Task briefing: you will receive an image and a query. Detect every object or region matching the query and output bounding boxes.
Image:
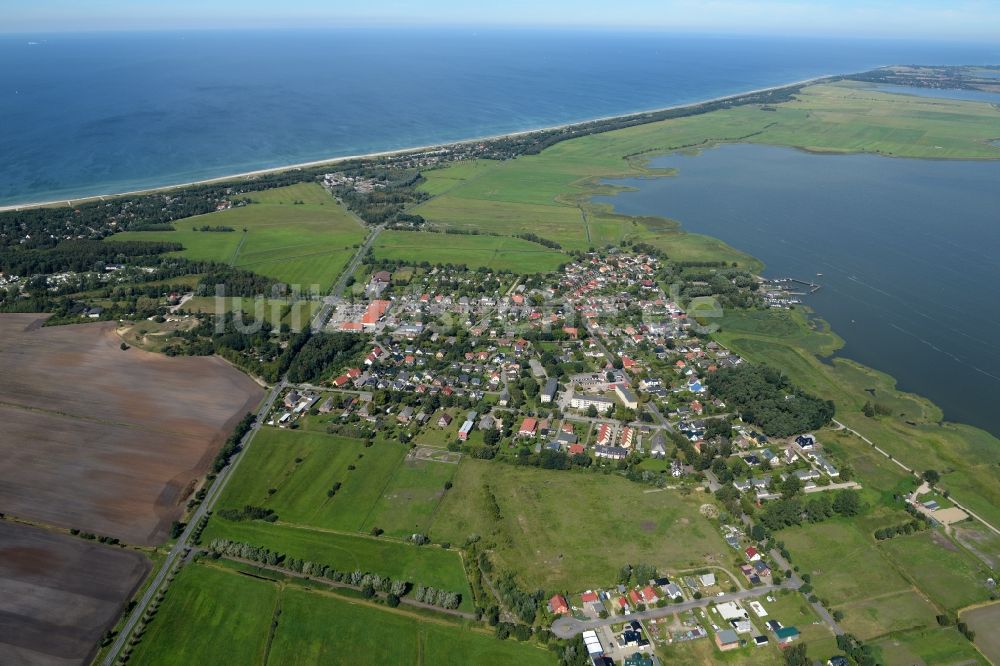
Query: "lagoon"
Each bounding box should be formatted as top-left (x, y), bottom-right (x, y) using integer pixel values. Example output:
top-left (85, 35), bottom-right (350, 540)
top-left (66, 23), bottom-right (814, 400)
top-left (598, 144), bottom-right (1000, 436)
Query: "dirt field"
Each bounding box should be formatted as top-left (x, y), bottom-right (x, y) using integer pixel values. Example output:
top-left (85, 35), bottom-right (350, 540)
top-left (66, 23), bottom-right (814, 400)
top-left (0, 314), bottom-right (264, 545)
top-left (962, 602), bottom-right (1000, 664)
top-left (0, 521), bottom-right (150, 666)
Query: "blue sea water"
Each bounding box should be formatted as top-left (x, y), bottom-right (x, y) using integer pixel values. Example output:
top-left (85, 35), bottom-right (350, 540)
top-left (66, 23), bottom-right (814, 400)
top-left (1, 29), bottom-right (999, 205)
top-left (597, 145), bottom-right (1000, 436)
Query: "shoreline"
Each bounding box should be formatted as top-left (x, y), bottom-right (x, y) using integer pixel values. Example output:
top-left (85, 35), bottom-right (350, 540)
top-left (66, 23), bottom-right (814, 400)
top-left (0, 72), bottom-right (850, 212)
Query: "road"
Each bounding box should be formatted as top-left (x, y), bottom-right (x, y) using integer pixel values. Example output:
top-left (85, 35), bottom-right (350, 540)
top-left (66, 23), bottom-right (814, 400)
top-left (101, 380), bottom-right (286, 666)
top-left (551, 579), bottom-right (801, 639)
top-left (833, 419), bottom-right (1000, 536)
top-left (310, 222), bottom-right (386, 332)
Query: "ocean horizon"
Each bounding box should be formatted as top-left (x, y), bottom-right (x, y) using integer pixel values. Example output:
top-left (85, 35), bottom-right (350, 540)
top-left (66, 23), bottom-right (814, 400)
top-left (2, 28), bottom-right (999, 205)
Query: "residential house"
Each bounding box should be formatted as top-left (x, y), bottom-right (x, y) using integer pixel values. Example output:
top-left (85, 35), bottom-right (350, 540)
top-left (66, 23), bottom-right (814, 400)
top-left (615, 384), bottom-right (639, 409)
top-left (548, 594), bottom-right (570, 615)
top-left (540, 377), bottom-right (559, 403)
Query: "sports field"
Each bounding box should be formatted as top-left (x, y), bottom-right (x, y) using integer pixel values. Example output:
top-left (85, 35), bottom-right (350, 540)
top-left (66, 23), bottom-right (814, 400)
top-left (373, 229), bottom-right (566, 273)
top-left (113, 182), bottom-right (365, 291)
top-left (431, 459), bottom-right (729, 590)
top-left (130, 561), bottom-right (553, 666)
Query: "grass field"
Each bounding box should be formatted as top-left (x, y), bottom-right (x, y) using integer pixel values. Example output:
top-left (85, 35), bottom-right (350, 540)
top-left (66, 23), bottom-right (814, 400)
top-left (373, 229), bottom-right (567, 273)
top-left (128, 562), bottom-right (277, 665)
top-left (182, 296), bottom-right (322, 330)
top-left (431, 459), bottom-right (729, 590)
top-left (270, 587), bottom-right (553, 665)
top-left (113, 183), bottom-right (365, 291)
top-left (202, 427), bottom-right (472, 602)
top-left (413, 82), bottom-right (1000, 262)
top-left (714, 306), bottom-right (1000, 529)
top-left (130, 561), bottom-right (552, 665)
top-left (200, 520), bottom-right (472, 602)
top-left (878, 531), bottom-right (993, 612)
top-left (874, 626), bottom-right (988, 666)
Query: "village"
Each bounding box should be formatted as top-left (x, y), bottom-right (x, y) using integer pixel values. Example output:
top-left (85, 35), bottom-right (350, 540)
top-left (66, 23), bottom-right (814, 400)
top-left (258, 250), bottom-right (861, 662)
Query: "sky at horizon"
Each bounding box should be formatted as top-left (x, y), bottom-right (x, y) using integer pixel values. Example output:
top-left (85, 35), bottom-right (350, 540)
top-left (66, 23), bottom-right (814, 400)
top-left (3, 0), bottom-right (1000, 41)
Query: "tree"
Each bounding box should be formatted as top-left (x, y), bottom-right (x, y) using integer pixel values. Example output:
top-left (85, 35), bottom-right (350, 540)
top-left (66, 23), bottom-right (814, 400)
top-left (781, 474), bottom-right (802, 499)
top-left (750, 524), bottom-right (767, 541)
top-left (923, 469), bottom-right (940, 485)
top-left (586, 405), bottom-right (598, 418)
top-left (783, 643), bottom-right (809, 666)
top-left (832, 489), bottom-right (862, 517)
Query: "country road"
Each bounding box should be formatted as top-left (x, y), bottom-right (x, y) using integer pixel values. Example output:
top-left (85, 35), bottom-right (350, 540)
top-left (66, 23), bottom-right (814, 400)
top-left (101, 380), bottom-right (286, 666)
top-left (310, 221), bottom-right (385, 332)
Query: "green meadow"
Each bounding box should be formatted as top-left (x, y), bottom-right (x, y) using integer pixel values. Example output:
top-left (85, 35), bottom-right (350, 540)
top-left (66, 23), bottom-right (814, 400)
top-left (713, 307), bottom-right (1000, 529)
top-left (127, 562), bottom-right (278, 666)
top-left (202, 428), bottom-right (472, 602)
top-left (412, 82), bottom-right (1000, 261)
top-left (431, 459), bottom-right (730, 590)
top-left (200, 520), bottom-right (471, 602)
top-left (373, 229), bottom-right (567, 273)
top-left (269, 587), bottom-right (554, 666)
top-left (112, 182), bottom-right (365, 290)
top-left (130, 561), bottom-right (551, 666)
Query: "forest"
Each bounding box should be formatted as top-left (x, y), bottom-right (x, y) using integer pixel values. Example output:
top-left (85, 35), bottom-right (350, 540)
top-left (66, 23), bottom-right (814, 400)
top-left (705, 363), bottom-right (835, 437)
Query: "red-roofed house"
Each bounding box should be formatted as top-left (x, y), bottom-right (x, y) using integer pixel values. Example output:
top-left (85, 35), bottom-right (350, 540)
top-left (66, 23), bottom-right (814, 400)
top-left (548, 594), bottom-right (569, 615)
top-left (333, 374), bottom-right (351, 387)
top-left (641, 586), bottom-right (658, 603)
top-left (568, 444), bottom-right (585, 456)
top-left (628, 589), bottom-right (643, 606)
top-left (745, 547), bottom-right (761, 562)
top-left (518, 417), bottom-right (538, 437)
top-left (581, 591), bottom-right (599, 604)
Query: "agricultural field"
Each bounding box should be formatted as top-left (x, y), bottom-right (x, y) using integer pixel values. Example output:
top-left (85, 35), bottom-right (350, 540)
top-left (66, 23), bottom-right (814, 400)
top-left (130, 560), bottom-right (553, 666)
top-left (0, 314), bottom-right (264, 545)
top-left (961, 602), bottom-right (1000, 665)
top-left (372, 229), bottom-right (567, 273)
top-left (126, 560), bottom-right (278, 666)
top-left (430, 459), bottom-right (730, 590)
top-left (112, 182), bottom-right (366, 291)
top-left (202, 428), bottom-right (471, 601)
top-left (0, 521), bottom-right (151, 666)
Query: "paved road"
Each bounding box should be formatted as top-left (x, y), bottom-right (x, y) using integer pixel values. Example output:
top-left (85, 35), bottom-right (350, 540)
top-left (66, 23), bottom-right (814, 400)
top-left (551, 579), bottom-right (801, 639)
top-left (101, 380), bottom-right (286, 666)
top-left (311, 222), bottom-right (386, 332)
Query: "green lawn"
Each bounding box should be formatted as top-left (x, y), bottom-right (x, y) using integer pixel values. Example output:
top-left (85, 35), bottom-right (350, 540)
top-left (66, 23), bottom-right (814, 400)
top-left (111, 182), bottom-right (365, 291)
top-left (127, 562), bottom-right (277, 665)
top-left (431, 459), bottom-right (730, 590)
top-left (270, 587), bottom-right (554, 665)
top-left (372, 229), bottom-right (567, 273)
top-left (356, 456), bottom-right (459, 538)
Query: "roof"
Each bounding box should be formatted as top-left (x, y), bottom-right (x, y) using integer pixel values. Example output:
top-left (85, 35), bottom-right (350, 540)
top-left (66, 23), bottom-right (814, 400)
top-left (716, 629), bottom-right (740, 645)
top-left (775, 626), bottom-right (800, 639)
